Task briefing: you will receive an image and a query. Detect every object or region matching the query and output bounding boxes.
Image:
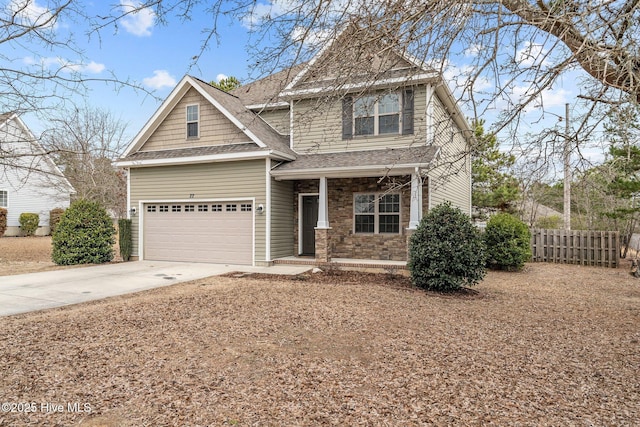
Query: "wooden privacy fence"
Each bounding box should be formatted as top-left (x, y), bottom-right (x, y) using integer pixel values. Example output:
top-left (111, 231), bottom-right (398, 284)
top-left (530, 229), bottom-right (620, 268)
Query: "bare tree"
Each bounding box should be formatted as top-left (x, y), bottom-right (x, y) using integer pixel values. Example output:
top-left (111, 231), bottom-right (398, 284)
top-left (40, 106), bottom-right (128, 217)
top-left (4, 1), bottom-right (639, 175)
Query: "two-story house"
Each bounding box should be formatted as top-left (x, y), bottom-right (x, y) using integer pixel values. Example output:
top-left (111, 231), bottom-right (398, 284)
top-left (116, 26), bottom-right (473, 266)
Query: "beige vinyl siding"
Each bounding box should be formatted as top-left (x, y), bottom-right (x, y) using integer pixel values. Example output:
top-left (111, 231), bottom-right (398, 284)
top-left (270, 172), bottom-right (294, 259)
top-left (258, 108), bottom-right (290, 135)
top-left (140, 88), bottom-right (250, 151)
top-left (292, 85), bottom-right (427, 153)
top-left (428, 95), bottom-right (472, 215)
top-left (129, 159), bottom-right (267, 261)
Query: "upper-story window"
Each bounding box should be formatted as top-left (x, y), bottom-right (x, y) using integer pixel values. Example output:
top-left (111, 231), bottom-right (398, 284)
top-left (186, 104), bottom-right (199, 138)
top-left (354, 93), bottom-right (400, 136)
top-left (0, 190), bottom-right (7, 208)
top-left (343, 89), bottom-right (413, 140)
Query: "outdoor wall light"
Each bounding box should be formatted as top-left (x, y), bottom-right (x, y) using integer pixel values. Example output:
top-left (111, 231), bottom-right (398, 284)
top-left (256, 204), bottom-right (264, 214)
top-left (129, 207), bottom-right (137, 216)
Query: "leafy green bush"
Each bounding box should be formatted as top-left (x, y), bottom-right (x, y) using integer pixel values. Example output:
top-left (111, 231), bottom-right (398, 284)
top-left (118, 218), bottom-right (132, 261)
top-left (408, 202), bottom-right (486, 291)
top-left (52, 200), bottom-right (115, 265)
top-left (0, 208), bottom-right (7, 236)
top-left (19, 213), bottom-right (39, 236)
top-left (49, 208), bottom-right (65, 234)
top-left (534, 215), bottom-right (562, 229)
top-left (484, 213), bottom-right (532, 271)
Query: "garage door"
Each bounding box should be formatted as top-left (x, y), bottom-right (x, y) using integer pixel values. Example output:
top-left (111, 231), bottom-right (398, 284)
top-left (143, 202), bottom-right (253, 264)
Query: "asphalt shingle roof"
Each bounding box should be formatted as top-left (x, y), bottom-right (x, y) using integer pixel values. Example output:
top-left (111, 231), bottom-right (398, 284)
top-left (272, 145), bottom-right (439, 173)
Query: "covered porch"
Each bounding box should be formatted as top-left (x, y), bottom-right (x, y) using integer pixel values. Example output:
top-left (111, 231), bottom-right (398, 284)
top-left (271, 146), bottom-right (438, 263)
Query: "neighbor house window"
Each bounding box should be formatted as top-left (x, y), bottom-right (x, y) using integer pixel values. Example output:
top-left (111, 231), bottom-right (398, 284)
top-left (186, 104), bottom-right (199, 138)
top-left (354, 193), bottom-right (400, 234)
top-left (0, 190), bottom-right (7, 208)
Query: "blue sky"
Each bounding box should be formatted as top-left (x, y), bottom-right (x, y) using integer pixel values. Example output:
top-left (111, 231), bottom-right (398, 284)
top-left (7, 0), bottom-right (606, 169)
top-left (11, 0), bottom-right (260, 142)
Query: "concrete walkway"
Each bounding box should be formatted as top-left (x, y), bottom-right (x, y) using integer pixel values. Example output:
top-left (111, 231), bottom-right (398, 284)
top-left (0, 261), bottom-right (311, 317)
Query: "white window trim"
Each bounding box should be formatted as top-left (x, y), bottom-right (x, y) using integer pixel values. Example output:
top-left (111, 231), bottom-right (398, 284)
top-left (186, 103), bottom-right (200, 139)
top-left (0, 189), bottom-right (7, 208)
top-left (353, 192), bottom-right (402, 235)
top-left (353, 92), bottom-right (402, 137)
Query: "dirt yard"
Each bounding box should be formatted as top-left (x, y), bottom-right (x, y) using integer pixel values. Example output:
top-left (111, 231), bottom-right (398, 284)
top-left (0, 236), bottom-right (63, 275)
top-left (1, 239), bottom-right (639, 425)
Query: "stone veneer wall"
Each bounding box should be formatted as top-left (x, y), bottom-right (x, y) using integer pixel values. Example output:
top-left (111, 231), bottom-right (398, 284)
top-left (293, 176), bottom-right (429, 261)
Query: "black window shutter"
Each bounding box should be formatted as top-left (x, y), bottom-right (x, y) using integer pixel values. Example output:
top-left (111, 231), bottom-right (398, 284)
top-left (342, 96), bottom-right (353, 140)
top-left (402, 89), bottom-right (414, 135)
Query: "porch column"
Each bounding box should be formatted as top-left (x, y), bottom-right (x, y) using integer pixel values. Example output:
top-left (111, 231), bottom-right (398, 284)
top-left (315, 176), bottom-right (331, 263)
top-left (408, 168), bottom-right (423, 229)
top-left (317, 176), bottom-right (330, 228)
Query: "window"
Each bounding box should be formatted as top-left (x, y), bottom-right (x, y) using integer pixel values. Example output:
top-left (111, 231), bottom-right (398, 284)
top-left (354, 193), bottom-right (400, 234)
top-left (0, 190), bottom-right (7, 208)
top-left (159, 205), bottom-right (169, 212)
top-left (146, 205), bottom-right (156, 213)
top-left (185, 205), bottom-right (195, 212)
top-left (198, 204), bottom-right (208, 212)
top-left (342, 89), bottom-right (413, 140)
top-left (172, 205), bottom-right (182, 212)
top-left (211, 204), bottom-right (222, 212)
top-left (353, 93), bottom-right (400, 136)
top-left (186, 104), bottom-right (199, 138)
top-left (241, 203), bottom-right (252, 212)
top-left (226, 204), bottom-right (237, 212)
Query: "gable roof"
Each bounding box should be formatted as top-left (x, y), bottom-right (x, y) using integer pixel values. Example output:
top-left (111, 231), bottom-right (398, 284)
top-left (120, 75), bottom-right (296, 161)
top-left (280, 23), bottom-right (439, 99)
top-left (0, 113), bottom-right (75, 192)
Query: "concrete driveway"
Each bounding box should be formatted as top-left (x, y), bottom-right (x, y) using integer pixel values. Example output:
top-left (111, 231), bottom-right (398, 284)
top-left (0, 261), bottom-right (311, 317)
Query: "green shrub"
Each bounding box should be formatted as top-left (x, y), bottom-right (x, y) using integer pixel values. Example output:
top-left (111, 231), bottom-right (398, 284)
top-left (534, 215), bottom-right (562, 229)
top-left (52, 200), bottom-right (115, 265)
top-left (0, 208), bottom-right (7, 236)
top-left (484, 213), bottom-right (532, 271)
top-left (19, 213), bottom-right (39, 236)
top-left (408, 202), bottom-right (486, 291)
top-left (118, 218), bottom-right (132, 261)
top-left (49, 208), bottom-right (65, 234)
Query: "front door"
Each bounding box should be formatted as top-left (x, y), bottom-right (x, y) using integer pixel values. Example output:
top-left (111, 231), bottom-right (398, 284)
top-left (301, 195), bottom-right (318, 255)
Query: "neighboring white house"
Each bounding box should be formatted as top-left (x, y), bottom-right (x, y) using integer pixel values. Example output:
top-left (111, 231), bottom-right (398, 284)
top-left (0, 113), bottom-right (74, 236)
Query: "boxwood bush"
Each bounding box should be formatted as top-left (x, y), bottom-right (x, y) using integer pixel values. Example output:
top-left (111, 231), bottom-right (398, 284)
top-left (408, 202), bottom-right (486, 291)
top-left (19, 213), bottom-right (39, 236)
top-left (49, 208), bottom-right (65, 234)
top-left (484, 213), bottom-right (531, 271)
top-left (52, 200), bottom-right (115, 265)
top-left (0, 208), bottom-right (7, 236)
top-left (118, 218), bottom-right (132, 261)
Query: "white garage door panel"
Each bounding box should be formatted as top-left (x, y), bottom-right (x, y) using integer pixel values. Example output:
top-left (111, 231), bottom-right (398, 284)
top-left (143, 203), bottom-right (253, 264)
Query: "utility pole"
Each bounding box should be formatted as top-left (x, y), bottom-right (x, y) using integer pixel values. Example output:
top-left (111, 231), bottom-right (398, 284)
top-left (563, 103), bottom-right (571, 230)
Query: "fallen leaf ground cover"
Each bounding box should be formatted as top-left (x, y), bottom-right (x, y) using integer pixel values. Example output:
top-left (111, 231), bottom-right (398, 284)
top-left (1, 260), bottom-right (639, 426)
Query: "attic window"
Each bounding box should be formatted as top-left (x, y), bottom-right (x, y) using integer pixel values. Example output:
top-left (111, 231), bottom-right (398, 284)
top-left (186, 104), bottom-right (199, 138)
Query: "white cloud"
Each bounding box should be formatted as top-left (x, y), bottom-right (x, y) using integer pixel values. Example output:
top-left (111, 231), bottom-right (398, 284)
top-left (290, 26), bottom-right (332, 48)
top-left (463, 44), bottom-right (483, 58)
top-left (143, 70), bottom-right (176, 90)
top-left (9, 0), bottom-right (58, 29)
top-left (516, 42), bottom-right (550, 67)
top-left (23, 56), bottom-right (105, 74)
top-left (215, 73), bottom-right (228, 83)
top-left (120, 0), bottom-right (155, 37)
